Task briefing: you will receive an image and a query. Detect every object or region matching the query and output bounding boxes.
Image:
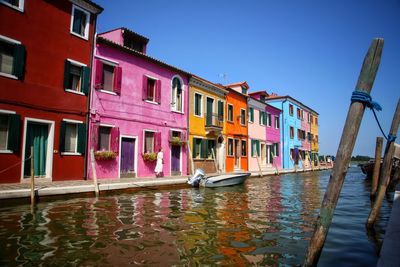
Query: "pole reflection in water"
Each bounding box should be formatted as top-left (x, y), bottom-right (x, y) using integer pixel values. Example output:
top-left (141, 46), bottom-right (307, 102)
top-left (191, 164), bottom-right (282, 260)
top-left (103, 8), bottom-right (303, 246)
top-left (0, 168), bottom-right (393, 266)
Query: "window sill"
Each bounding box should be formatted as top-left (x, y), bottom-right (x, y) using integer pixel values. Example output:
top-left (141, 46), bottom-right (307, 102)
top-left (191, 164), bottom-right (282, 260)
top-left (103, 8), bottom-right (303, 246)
top-left (65, 89), bottom-right (85, 96)
top-left (0, 72), bottom-right (18, 80)
top-left (99, 90), bottom-right (117, 96)
top-left (171, 110), bottom-right (184, 115)
top-left (61, 152), bottom-right (82, 156)
top-left (194, 114), bottom-right (203, 118)
top-left (0, 1), bottom-right (24, 12)
top-left (70, 31), bottom-right (89, 41)
top-left (227, 121), bottom-right (234, 124)
top-left (227, 155), bottom-right (234, 158)
top-left (144, 100), bottom-right (160, 105)
top-left (0, 150), bottom-right (13, 154)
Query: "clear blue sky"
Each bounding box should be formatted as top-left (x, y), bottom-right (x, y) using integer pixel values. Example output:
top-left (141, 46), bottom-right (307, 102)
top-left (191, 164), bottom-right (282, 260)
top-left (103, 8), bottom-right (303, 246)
top-left (95, 0), bottom-right (400, 157)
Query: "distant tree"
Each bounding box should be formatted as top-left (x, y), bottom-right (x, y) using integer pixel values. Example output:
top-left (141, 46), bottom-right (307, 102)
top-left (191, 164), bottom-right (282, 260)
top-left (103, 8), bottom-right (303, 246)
top-left (351, 155), bottom-right (371, 161)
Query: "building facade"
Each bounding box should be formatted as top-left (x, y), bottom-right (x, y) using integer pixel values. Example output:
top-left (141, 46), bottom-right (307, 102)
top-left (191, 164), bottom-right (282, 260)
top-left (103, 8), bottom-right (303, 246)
top-left (0, 0), bottom-right (102, 183)
top-left (188, 76), bottom-right (227, 173)
top-left (310, 112), bottom-right (319, 166)
top-left (88, 28), bottom-right (189, 179)
top-left (266, 95), bottom-right (318, 170)
top-left (224, 82), bottom-right (249, 172)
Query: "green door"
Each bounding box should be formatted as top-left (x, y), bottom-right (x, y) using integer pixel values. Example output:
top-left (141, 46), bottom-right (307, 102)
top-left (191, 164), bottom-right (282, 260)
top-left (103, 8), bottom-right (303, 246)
top-left (206, 98), bottom-right (214, 125)
top-left (24, 122), bottom-right (48, 177)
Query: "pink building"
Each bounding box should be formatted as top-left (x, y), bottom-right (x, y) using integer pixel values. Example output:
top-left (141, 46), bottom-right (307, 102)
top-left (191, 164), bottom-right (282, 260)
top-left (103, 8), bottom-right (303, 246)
top-left (88, 28), bottom-right (190, 179)
top-left (249, 91), bottom-right (282, 169)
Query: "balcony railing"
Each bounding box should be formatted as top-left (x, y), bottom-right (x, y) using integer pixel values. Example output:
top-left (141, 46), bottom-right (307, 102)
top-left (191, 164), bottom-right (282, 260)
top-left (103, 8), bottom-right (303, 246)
top-left (205, 113), bottom-right (223, 131)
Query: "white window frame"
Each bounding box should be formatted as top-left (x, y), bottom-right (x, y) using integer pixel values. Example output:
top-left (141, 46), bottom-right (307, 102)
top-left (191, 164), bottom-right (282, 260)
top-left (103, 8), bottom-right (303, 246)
top-left (240, 109), bottom-right (246, 126)
top-left (61, 119), bottom-right (84, 156)
top-left (227, 137), bottom-right (234, 156)
top-left (266, 112), bottom-right (272, 127)
top-left (171, 75), bottom-right (185, 114)
top-left (0, 34), bottom-right (21, 80)
top-left (260, 111), bottom-right (266, 126)
top-left (193, 92), bottom-right (203, 118)
top-left (65, 59), bottom-right (87, 95)
top-left (227, 104), bottom-right (234, 122)
top-left (241, 139), bottom-right (247, 157)
top-left (143, 129), bottom-right (157, 154)
top-left (0, 109), bottom-right (16, 153)
top-left (248, 107), bottom-right (254, 123)
top-left (0, 0), bottom-right (24, 12)
top-left (275, 116), bottom-right (279, 129)
top-left (70, 5), bottom-right (90, 40)
top-left (144, 74), bottom-right (159, 104)
top-left (98, 124), bottom-right (113, 151)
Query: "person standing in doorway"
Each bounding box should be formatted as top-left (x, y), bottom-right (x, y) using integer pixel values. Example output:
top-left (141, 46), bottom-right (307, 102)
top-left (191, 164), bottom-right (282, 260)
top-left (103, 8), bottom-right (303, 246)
top-left (155, 148), bottom-right (164, 177)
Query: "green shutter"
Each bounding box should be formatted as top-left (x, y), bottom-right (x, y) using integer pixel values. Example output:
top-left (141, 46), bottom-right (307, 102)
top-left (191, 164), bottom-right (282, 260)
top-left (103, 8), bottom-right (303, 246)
top-left (7, 114), bottom-right (20, 152)
top-left (193, 138), bottom-right (197, 158)
top-left (249, 108), bottom-right (254, 122)
top-left (259, 111), bottom-right (262, 124)
top-left (200, 139), bottom-right (208, 159)
top-left (63, 60), bottom-right (71, 89)
top-left (256, 140), bottom-right (260, 157)
top-left (81, 67), bottom-right (90, 95)
top-left (13, 44), bottom-right (25, 80)
top-left (218, 101), bottom-right (224, 121)
top-left (251, 140), bottom-right (254, 157)
top-left (59, 121), bottom-right (66, 152)
top-left (77, 123), bottom-right (87, 154)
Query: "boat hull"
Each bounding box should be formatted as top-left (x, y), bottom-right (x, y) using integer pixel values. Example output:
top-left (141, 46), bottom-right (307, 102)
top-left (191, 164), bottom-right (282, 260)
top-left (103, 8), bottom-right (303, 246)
top-left (201, 173), bottom-right (250, 188)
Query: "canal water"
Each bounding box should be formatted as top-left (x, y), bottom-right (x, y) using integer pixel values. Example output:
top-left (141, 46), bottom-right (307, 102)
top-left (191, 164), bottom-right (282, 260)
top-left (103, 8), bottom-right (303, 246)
top-left (0, 167), bottom-right (393, 266)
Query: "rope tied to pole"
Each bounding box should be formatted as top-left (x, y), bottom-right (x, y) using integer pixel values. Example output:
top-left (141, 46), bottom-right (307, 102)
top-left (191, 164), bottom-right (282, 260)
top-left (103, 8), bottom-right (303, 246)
top-left (351, 90), bottom-right (395, 142)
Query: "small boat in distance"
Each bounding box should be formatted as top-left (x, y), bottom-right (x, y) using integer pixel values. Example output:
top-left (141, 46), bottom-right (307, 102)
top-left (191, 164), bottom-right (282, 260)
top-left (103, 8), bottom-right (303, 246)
top-left (188, 169), bottom-right (250, 188)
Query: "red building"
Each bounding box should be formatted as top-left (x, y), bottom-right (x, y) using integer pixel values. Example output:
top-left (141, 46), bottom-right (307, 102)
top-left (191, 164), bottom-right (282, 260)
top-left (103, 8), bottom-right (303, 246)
top-left (0, 0), bottom-right (103, 183)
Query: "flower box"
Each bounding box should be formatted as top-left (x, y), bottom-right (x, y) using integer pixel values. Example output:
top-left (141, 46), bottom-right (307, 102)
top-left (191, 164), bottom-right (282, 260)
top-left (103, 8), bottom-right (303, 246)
top-left (168, 136), bottom-right (186, 146)
top-left (94, 151), bottom-right (117, 161)
top-left (142, 152), bottom-right (157, 162)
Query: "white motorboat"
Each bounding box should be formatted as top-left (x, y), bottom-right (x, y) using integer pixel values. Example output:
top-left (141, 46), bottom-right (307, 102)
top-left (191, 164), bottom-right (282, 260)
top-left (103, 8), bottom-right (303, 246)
top-left (188, 169), bottom-right (250, 188)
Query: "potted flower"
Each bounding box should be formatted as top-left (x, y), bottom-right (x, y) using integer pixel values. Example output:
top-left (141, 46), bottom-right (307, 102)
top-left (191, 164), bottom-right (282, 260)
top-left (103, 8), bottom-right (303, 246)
top-left (169, 136), bottom-right (186, 146)
top-left (142, 152), bottom-right (157, 162)
top-left (94, 150), bottom-right (117, 161)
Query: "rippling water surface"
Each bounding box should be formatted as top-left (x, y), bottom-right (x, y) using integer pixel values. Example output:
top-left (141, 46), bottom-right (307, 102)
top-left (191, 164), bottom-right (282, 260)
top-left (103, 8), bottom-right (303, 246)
top-left (0, 168), bottom-right (393, 266)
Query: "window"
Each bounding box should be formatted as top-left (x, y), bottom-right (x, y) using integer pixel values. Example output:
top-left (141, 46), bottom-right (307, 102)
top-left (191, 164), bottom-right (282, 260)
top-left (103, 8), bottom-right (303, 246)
top-left (297, 129), bottom-right (306, 140)
top-left (227, 104), bottom-right (233, 122)
top-left (71, 5), bottom-right (90, 39)
top-left (273, 143), bottom-right (279, 157)
top-left (289, 104), bottom-right (294, 116)
top-left (0, 35), bottom-right (25, 79)
top-left (251, 139), bottom-right (260, 157)
top-left (60, 120), bottom-right (86, 154)
top-left (266, 113), bottom-right (272, 127)
top-left (64, 59), bottom-right (90, 95)
top-left (217, 100), bottom-right (224, 121)
top-left (290, 126), bottom-right (294, 139)
top-left (194, 93), bottom-right (202, 116)
top-left (227, 138), bottom-right (234, 156)
top-left (315, 135), bottom-right (319, 142)
top-left (248, 108), bottom-right (254, 123)
top-left (240, 109), bottom-right (246, 125)
top-left (241, 140), bottom-right (247, 156)
top-left (98, 126), bottom-right (111, 151)
top-left (142, 75), bottom-right (160, 103)
top-left (315, 117), bottom-right (318, 125)
top-left (144, 131), bottom-right (155, 153)
top-left (207, 139), bottom-right (216, 159)
top-left (308, 113), bottom-right (311, 123)
top-left (275, 116), bottom-right (280, 129)
top-left (260, 111), bottom-right (266, 125)
top-left (0, 111), bottom-right (20, 152)
top-left (307, 132), bottom-right (312, 141)
top-left (241, 87), bottom-right (247, 94)
top-left (1, 0), bottom-right (24, 11)
top-left (94, 60), bottom-right (122, 94)
top-left (192, 138), bottom-right (213, 159)
top-left (260, 95), bottom-right (266, 102)
top-left (297, 108), bottom-right (303, 120)
top-left (171, 76), bottom-right (183, 112)
top-left (192, 138), bottom-right (202, 159)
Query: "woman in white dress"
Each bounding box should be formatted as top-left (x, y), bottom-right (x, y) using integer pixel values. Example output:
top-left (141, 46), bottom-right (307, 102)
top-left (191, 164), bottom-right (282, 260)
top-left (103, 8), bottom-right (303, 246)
top-left (154, 148), bottom-right (164, 177)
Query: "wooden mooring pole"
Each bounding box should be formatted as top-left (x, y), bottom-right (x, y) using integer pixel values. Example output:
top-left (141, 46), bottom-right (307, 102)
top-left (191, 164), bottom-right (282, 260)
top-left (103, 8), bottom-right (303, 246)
top-left (371, 137), bottom-right (383, 198)
top-left (303, 38), bottom-right (384, 267)
top-left (30, 146), bottom-right (35, 206)
top-left (367, 99), bottom-right (400, 228)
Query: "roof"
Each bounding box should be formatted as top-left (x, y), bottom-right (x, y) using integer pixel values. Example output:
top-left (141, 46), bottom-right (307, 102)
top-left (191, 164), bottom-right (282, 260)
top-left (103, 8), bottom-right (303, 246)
top-left (224, 81), bottom-right (249, 89)
top-left (191, 75), bottom-right (227, 91)
top-left (97, 36), bottom-right (192, 77)
top-left (74, 0), bottom-right (103, 14)
top-left (249, 90), bottom-right (269, 96)
top-left (265, 95), bottom-right (319, 115)
top-left (225, 87), bottom-right (248, 99)
top-left (98, 27), bottom-right (149, 44)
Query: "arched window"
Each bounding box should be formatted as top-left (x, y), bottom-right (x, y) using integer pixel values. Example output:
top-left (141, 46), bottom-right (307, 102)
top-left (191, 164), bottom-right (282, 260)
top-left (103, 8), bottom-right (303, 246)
top-left (171, 76), bottom-right (183, 112)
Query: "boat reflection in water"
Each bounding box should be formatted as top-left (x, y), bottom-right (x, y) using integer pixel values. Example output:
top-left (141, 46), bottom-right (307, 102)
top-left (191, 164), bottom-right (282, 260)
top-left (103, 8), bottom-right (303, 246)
top-left (0, 168), bottom-right (392, 266)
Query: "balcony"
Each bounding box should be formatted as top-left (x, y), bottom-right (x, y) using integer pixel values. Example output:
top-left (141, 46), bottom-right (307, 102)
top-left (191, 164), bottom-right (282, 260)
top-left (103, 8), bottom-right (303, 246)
top-left (205, 113), bottom-right (223, 133)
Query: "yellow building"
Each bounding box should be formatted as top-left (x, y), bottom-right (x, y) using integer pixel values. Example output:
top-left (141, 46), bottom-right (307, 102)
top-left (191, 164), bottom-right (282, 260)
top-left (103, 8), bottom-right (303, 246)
top-left (310, 112), bottom-right (319, 166)
top-left (188, 75), bottom-right (228, 173)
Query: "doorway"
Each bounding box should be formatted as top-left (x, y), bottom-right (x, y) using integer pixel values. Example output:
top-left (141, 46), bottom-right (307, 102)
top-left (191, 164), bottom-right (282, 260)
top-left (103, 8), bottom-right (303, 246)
top-left (120, 137), bottom-right (136, 178)
top-left (234, 139), bottom-right (240, 168)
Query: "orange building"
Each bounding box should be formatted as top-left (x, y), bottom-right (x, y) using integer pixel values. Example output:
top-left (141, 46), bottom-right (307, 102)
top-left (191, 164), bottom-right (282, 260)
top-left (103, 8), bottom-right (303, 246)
top-left (224, 82), bottom-right (248, 172)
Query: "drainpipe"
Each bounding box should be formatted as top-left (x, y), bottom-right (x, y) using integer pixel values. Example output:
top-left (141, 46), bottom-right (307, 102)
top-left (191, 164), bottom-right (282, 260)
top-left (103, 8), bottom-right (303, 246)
top-left (282, 99), bottom-right (287, 169)
top-left (84, 17), bottom-right (98, 180)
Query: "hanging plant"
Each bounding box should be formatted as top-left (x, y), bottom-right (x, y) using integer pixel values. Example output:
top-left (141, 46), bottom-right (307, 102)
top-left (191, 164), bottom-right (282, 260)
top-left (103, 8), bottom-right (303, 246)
top-left (95, 150), bottom-right (117, 161)
top-left (169, 136), bottom-right (186, 146)
top-left (142, 152), bottom-right (157, 162)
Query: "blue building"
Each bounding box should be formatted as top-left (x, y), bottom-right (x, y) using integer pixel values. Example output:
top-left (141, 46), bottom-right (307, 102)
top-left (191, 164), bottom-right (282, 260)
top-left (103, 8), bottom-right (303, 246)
top-left (266, 95), bottom-right (318, 170)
